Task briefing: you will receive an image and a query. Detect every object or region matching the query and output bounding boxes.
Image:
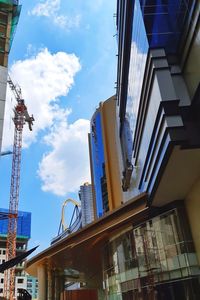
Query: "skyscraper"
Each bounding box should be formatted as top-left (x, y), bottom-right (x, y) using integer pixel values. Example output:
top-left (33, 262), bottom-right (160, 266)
top-left (102, 0), bottom-right (200, 298)
top-left (79, 182), bottom-right (94, 227)
top-left (89, 96), bottom-right (123, 217)
top-left (0, 0), bottom-right (21, 151)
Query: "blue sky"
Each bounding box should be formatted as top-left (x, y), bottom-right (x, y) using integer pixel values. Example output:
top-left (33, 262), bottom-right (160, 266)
top-left (0, 0), bottom-right (117, 253)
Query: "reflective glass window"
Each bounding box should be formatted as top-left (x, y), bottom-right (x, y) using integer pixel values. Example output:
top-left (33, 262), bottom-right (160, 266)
top-left (90, 112), bottom-right (108, 217)
top-left (139, 0), bottom-right (191, 53)
top-left (124, 0), bottom-right (148, 153)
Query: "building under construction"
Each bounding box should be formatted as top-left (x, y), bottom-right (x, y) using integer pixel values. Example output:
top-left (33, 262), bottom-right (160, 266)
top-left (0, 209), bottom-right (31, 298)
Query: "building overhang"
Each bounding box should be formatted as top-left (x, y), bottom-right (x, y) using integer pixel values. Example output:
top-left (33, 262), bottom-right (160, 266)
top-left (26, 193), bottom-right (149, 282)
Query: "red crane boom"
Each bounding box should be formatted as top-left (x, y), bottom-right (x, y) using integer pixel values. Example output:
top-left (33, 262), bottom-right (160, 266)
top-left (3, 75), bottom-right (34, 300)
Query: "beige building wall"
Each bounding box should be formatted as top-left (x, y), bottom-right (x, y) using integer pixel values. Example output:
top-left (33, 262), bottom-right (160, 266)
top-left (185, 177), bottom-right (200, 264)
top-left (100, 96), bottom-right (123, 210)
top-left (183, 5), bottom-right (200, 98)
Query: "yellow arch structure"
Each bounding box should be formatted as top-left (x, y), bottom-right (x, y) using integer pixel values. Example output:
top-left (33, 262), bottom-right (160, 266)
top-left (61, 198), bottom-right (81, 231)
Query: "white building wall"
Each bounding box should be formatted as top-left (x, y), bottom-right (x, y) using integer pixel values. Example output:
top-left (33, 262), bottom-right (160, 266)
top-left (15, 275), bottom-right (27, 298)
top-left (0, 244), bottom-right (28, 298)
top-left (0, 247), bottom-right (7, 296)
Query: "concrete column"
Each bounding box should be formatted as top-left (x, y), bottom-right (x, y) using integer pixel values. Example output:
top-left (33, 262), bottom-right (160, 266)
top-left (37, 264), bottom-right (47, 300)
top-left (54, 271), bottom-right (65, 300)
top-left (60, 275), bottom-right (65, 300)
top-left (54, 272), bottom-right (61, 300)
top-left (47, 266), bottom-right (53, 300)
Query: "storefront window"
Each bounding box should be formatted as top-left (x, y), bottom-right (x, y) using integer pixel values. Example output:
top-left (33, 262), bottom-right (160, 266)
top-left (103, 207), bottom-right (200, 299)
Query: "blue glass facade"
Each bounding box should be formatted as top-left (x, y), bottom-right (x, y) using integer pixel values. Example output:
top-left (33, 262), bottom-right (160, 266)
top-left (0, 208), bottom-right (31, 239)
top-left (117, 0), bottom-right (199, 199)
top-left (90, 112), bottom-right (108, 217)
top-left (125, 0), bottom-right (148, 149)
top-left (140, 0), bottom-right (192, 53)
top-left (120, 0), bottom-right (195, 167)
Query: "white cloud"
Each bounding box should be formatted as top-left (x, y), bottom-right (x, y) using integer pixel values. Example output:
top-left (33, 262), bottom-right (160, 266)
top-left (31, 0), bottom-right (60, 17)
top-left (2, 47), bottom-right (81, 149)
top-left (30, 0), bottom-right (80, 30)
top-left (38, 116), bottom-right (90, 196)
top-left (53, 14), bottom-right (81, 30)
top-left (2, 47), bottom-right (91, 196)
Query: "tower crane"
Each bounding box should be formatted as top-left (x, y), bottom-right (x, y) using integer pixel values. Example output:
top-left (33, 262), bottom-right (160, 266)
top-left (3, 75), bottom-right (34, 300)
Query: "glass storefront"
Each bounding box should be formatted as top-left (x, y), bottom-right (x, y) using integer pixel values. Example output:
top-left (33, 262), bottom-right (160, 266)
top-left (103, 206), bottom-right (200, 299)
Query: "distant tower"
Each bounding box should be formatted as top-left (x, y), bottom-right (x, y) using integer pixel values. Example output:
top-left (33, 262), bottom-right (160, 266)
top-left (79, 183), bottom-right (94, 227)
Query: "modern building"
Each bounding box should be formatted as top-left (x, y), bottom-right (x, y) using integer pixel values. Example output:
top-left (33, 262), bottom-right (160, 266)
top-left (0, 0), bottom-right (21, 151)
top-left (104, 0), bottom-right (200, 298)
top-left (89, 96), bottom-right (123, 217)
top-left (79, 182), bottom-right (95, 227)
top-left (25, 1), bottom-right (200, 299)
top-left (0, 208), bottom-right (31, 298)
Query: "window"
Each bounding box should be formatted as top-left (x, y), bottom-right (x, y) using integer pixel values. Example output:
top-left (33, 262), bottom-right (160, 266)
top-left (17, 278), bottom-right (24, 284)
top-left (0, 278), bottom-right (3, 284)
top-left (0, 288), bottom-right (3, 293)
top-left (2, 250), bottom-right (6, 255)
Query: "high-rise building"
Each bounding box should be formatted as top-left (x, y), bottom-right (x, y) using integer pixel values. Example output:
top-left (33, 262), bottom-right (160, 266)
top-left (89, 96), bottom-right (123, 217)
top-left (79, 182), bottom-right (94, 227)
top-left (0, 208), bottom-right (31, 298)
top-left (101, 0), bottom-right (200, 298)
top-left (0, 0), bottom-right (21, 151)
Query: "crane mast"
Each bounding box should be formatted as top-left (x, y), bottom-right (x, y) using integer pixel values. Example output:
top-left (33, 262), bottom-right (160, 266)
top-left (3, 75), bottom-right (34, 300)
